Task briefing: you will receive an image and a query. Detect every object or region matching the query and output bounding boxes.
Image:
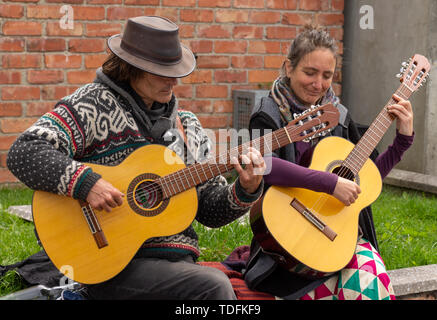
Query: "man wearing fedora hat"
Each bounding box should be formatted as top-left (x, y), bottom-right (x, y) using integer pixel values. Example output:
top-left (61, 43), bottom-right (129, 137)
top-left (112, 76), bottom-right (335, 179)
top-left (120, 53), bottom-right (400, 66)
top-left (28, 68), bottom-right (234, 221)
top-left (7, 16), bottom-right (266, 299)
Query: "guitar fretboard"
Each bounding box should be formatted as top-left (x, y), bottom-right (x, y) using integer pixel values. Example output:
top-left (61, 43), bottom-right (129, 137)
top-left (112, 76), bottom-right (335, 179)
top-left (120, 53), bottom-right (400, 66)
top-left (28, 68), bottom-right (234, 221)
top-left (342, 83), bottom-right (414, 176)
top-left (158, 127), bottom-right (295, 199)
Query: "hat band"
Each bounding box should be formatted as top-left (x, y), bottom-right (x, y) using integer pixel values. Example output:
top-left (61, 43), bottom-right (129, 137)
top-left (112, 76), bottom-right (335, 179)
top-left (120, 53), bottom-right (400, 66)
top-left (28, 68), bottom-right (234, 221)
top-left (120, 38), bottom-right (182, 66)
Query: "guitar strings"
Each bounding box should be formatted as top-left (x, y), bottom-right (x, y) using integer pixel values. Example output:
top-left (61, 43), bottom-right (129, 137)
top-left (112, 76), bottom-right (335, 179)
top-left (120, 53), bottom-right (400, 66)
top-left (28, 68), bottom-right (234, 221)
top-left (128, 84), bottom-right (409, 208)
top-left (308, 84), bottom-right (412, 214)
top-left (124, 122), bottom-right (318, 202)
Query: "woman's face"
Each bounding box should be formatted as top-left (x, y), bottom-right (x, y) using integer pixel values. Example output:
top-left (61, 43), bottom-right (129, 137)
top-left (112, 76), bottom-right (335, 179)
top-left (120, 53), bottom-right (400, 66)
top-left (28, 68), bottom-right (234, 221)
top-left (285, 48), bottom-right (336, 107)
top-left (131, 72), bottom-right (178, 107)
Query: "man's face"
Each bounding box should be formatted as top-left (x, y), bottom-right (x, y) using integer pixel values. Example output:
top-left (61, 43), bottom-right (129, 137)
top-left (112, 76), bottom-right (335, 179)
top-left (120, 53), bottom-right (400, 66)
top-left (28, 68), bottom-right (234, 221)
top-left (131, 72), bottom-right (178, 106)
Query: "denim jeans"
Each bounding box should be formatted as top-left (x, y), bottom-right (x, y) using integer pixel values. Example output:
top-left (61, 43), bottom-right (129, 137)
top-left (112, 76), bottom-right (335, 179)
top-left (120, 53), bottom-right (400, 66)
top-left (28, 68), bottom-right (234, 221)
top-left (85, 255), bottom-right (236, 300)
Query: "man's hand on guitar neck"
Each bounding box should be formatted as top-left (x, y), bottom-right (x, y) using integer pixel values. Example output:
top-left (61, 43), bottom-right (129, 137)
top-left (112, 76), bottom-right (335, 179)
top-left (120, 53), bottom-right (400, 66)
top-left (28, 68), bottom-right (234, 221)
top-left (332, 176), bottom-right (361, 206)
top-left (87, 178), bottom-right (125, 212)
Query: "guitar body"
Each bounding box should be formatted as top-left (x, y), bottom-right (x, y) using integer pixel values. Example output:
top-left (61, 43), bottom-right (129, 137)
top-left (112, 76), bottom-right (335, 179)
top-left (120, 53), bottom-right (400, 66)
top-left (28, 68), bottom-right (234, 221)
top-left (32, 144), bottom-right (198, 284)
top-left (251, 136), bottom-right (382, 274)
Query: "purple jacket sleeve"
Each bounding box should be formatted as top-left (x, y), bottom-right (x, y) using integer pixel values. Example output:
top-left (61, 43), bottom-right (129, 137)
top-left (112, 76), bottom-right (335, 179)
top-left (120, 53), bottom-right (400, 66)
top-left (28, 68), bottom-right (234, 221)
top-left (263, 156), bottom-right (338, 194)
top-left (374, 130), bottom-right (414, 179)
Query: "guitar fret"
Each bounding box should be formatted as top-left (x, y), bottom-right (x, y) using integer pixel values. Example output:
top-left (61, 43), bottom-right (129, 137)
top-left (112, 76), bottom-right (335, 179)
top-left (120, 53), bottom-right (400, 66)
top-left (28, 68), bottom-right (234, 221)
top-left (193, 165), bottom-right (202, 184)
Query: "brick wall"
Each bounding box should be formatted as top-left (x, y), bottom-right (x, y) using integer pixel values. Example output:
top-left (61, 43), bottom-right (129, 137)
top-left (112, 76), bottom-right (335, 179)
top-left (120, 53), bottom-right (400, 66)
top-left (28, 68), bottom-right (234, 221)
top-left (0, 0), bottom-right (344, 184)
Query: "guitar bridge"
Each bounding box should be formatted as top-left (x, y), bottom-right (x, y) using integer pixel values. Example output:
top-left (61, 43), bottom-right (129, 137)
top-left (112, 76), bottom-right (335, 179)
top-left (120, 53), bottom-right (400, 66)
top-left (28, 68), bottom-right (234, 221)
top-left (79, 200), bottom-right (108, 249)
top-left (290, 198), bottom-right (337, 241)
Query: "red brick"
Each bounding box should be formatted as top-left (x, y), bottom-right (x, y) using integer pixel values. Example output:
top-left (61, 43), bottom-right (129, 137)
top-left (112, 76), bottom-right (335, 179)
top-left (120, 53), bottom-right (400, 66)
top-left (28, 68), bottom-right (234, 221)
top-left (173, 85), bottom-right (193, 99)
top-left (87, 0), bottom-right (121, 3)
top-left (180, 9), bottom-right (213, 22)
top-left (26, 101), bottom-right (55, 116)
top-left (3, 21), bottom-right (42, 36)
top-left (266, 0), bottom-right (297, 9)
top-left (0, 4), bottom-right (24, 18)
top-left (41, 85), bottom-right (78, 100)
top-left (197, 115), bottom-right (229, 129)
top-left (85, 23), bottom-right (122, 37)
top-left (124, 0), bottom-right (159, 4)
top-left (231, 56), bottom-right (263, 69)
top-left (266, 26), bottom-right (297, 39)
top-left (107, 7), bottom-right (145, 20)
top-left (0, 103), bottom-right (22, 117)
top-left (0, 168), bottom-right (17, 184)
top-left (234, 0), bottom-right (264, 8)
top-left (0, 118), bottom-right (38, 133)
top-left (2, 54), bottom-right (41, 68)
top-left (329, 28), bottom-right (344, 41)
top-left (248, 41), bottom-right (281, 54)
top-left (214, 70), bottom-right (247, 83)
top-left (214, 41), bottom-right (247, 54)
top-left (196, 56), bottom-right (229, 69)
top-left (162, 0), bottom-right (195, 6)
top-left (143, 8), bottom-right (178, 22)
top-left (2, 86), bottom-right (40, 101)
top-left (299, 0), bottom-right (322, 11)
top-left (85, 54), bottom-right (108, 69)
top-left (179, 25), bottom-right (195, 38)
top-left (71, 6), bottom-right (105, 20)
top-left (198, 25), bottom-right (231, 38)
top-left (198, 0), bottom-right (231, 7)
top-left (26, 5), bottom-right (61, 18)
top-left (0, 135), bottom-right (19, 150)
top-left (28, 70), bottom-right (64, 84)
top-left (67, 70), bottom-right (96, 84)
top-left (68, 39), bottom-right (105, 53)
top-left (316, 13), bottom-right (344, 26)
top-left (215, 10), bottom-right (249, 23)
top-left (233, 26), bottom-right (263, 39)
top-left (46, 0), bottom-right (84, 3)
top-left (181, 70), bottom-right (212, 84)
top-left (45, 54), bottom-right (82, 68)
top-left (0, 71), bottom-right (21, 84)
top-left (0, 154), bottom-right (6, 169)
top-left (196, 85), bottom-right (228, 98)
top-left (178, 100), bottom-right (213, 113)
top-left (189, 40), bottom-right (213, 53)
top-left (282, 13), bottom-right (313, 25)
top-left (249, 12), bottom-right (282, 24)
top-left (0, 38), bottom-right (24, 52)
top-left (27, 38), bottom-right (66, 52)
top-left (248, 70), bottom-right (279, 83)
top-left (265, 56), bottom-right (285, 68)
top-left (213, 100), bottom-right (233, 113)
top-left (332, 0), bottom-right (344, 11)
top-left (46, 21), bottom-right (83, 36)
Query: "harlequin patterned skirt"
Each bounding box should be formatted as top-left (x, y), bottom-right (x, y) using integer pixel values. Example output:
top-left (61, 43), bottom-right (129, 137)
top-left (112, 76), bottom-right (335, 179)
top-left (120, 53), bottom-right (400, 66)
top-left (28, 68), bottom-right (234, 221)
top-left (299, 238), bottom-right (396, 300)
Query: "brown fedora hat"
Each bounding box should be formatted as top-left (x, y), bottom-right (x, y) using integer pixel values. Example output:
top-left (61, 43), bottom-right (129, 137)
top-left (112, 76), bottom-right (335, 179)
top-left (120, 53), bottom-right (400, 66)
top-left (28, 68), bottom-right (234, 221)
top-left (108, 16), bottom-right (196, 78)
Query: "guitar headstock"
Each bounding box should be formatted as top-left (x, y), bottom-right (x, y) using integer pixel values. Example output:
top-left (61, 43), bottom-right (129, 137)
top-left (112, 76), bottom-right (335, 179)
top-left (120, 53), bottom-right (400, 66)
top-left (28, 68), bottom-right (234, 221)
top-left (288, 103), bottom-right (339, 142)
top-left (397, 54), bottom-right (431, 92)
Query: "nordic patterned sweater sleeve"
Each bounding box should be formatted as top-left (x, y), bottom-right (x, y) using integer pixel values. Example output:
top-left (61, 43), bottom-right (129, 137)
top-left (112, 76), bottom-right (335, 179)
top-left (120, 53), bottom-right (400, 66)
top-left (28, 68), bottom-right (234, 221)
top-left (6, 103), bottom-right (101, 200)
top-left (179, 112), bottom-right (264, 228)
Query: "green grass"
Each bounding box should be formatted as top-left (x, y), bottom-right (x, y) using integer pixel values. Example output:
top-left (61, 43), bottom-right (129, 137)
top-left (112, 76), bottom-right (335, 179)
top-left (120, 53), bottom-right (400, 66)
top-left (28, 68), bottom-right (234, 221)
top-left (372, 185), bottom-right (437, 270)
top-left (0, 184), bottom-right (436, 297)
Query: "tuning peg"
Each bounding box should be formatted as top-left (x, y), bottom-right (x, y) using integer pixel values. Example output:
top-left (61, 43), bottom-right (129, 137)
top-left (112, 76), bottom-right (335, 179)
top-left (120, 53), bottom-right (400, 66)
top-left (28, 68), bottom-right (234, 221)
top-left (396, 73), bottom-right (403, 78)
top-left (401, 61), bottom-right (408, 67)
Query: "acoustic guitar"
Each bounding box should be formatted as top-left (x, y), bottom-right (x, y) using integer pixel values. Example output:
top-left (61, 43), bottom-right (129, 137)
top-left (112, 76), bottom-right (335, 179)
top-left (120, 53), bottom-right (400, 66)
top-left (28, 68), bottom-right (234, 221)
top-left (32, 103), bottom-right (339, 284)
top-left (250, 54), bottom-right (430, 275)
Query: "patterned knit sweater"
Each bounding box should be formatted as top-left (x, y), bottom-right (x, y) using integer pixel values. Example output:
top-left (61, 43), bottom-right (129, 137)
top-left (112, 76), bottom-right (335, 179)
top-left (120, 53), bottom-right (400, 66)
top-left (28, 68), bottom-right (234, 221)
top-left (7, 69), bottom-right (263, 261)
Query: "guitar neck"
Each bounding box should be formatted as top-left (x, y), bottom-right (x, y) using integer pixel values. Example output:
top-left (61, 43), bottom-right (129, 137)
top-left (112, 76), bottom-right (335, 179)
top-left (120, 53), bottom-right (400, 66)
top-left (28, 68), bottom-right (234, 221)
top-left (158, 124), bottom-right (299, 199)
top-left (343, 83), bottom-right (413, 175)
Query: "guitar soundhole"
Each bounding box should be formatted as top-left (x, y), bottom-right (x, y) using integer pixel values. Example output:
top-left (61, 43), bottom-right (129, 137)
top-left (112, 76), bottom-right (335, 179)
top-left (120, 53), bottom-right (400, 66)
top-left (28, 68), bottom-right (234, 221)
top-left (332, 165), bottom-right (359, 184)
top-left (127, 173), bottom-right (169, 217)
top-left (135, 180), bottom-right (162, 209)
